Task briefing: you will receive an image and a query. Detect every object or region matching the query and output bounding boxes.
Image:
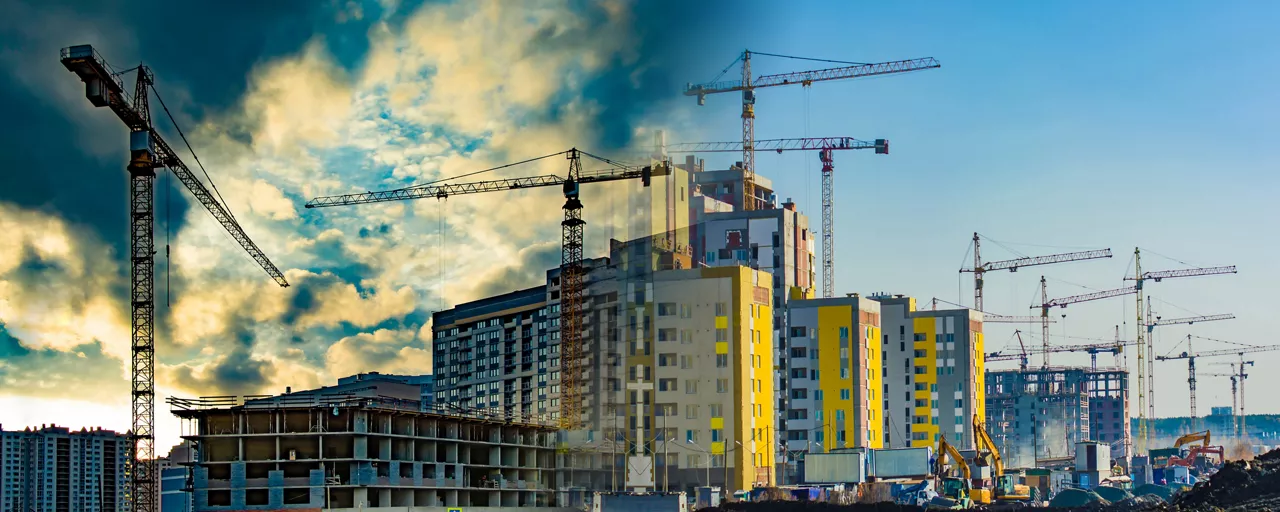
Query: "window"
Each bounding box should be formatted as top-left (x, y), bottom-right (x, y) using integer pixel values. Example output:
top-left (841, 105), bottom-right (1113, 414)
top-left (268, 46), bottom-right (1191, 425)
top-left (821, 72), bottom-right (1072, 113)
top-left (955, 399), bottom-right (964, 408)
top-left (658, 353), bottom-right (677, 366)
top-left (840, 389), bottom-right (851, 400)
top-left (914, 366), bottom-right (926, 375)
top-left (710, 404), bottom-right (723, 418)
top-left (686, 430), bottom-right (699, 443)
top-left (915, 399), bottom-right (927, 407)
top-left (715, 302), bottom-right (727, 316)
top-left (840, 368), bottom-right (849, 379)
top-left (681, 355), bottom-right (692, 369)
top-left (791, 389), bottom-right (808, 399)
top-left (658, 379), bottom-right (678, 391)
top-left (685, 380), bottom-right (698, 393)
top-left (711, 429), bottom-right (723, 442)
top-left (835, 410), bottom-right (845, 421)
top-left (914, 333), bottom-right (927, 342)
top-left (790, 327), bottom-right (807, 338)
top-left (658, 303), bottom-right (676, 316)
top-left (914, 349), bottom-right (927, 358)
top-left (716, 354), bottom-right (729, 368)
top-left (686, 405), bottom-right (700, 419)
top-left (716, 328), bottom-right (729, 342)
top-left (717, 379), bottom-right (729, 393)
top-left (790, 347), bottom-right (807, 358)
top-left (658, 328), bottom-right (676, 342)
top-left (815, 390), bottom-right (824, 401)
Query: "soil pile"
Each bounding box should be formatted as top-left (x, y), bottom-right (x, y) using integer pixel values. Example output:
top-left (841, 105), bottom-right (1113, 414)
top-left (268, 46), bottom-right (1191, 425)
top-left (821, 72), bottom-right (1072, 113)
top-left (1173, 446), bottom-right (1280, 511)
top-left (701, 502), bottom-right (920, 512)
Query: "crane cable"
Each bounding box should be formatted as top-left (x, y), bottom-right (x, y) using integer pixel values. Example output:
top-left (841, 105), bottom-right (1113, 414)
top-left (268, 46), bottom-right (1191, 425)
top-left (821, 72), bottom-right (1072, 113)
top-left (151, 83), bottom-right (239, 224)
top-left (407, 150), bottom-right (571, 189)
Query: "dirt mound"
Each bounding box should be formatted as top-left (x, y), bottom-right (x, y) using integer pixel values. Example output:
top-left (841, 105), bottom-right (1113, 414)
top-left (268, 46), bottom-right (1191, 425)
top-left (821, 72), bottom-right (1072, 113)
top-left (701, 502), bottom-right (922, 512)
top-left (1093, 486), bottom-right (1133, 504)
top-left (1173, 446), bottom-right (1280, 511)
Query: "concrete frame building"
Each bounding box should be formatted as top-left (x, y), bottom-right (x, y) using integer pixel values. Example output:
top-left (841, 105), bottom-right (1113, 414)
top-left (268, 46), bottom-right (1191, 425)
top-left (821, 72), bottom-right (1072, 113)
top-left (784, 295), bottom-right (884, 473)
top-left (0, 424), bottom-right (131, 512)
top-left (985, 367), bottom-right (1093, 468)
top-left (168, 395), bottom-right (560, 510)
top-left (872, 295), bottom-right (986, 451)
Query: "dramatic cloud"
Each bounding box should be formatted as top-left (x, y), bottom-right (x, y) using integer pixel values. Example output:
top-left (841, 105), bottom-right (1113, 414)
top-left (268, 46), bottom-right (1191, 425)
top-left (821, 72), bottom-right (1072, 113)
top-left (0, 0), bottom-right (724, 448)
top-left (0, 325), bottom-right (127, 404)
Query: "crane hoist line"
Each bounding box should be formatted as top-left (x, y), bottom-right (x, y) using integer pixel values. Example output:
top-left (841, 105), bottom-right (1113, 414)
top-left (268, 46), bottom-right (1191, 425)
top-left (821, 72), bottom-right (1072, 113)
top-left (59, 44), bottom-right (289, 512)
top-left (308, 149), bottom-right (671, 431)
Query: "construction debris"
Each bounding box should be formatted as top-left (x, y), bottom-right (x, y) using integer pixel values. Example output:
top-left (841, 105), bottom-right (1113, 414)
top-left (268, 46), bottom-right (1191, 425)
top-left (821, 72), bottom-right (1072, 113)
top-left (1173, 447), bottom-right (1280, 511)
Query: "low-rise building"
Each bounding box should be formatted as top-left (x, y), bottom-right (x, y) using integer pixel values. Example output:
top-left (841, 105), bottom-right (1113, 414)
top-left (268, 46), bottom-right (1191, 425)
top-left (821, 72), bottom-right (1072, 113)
top-left (167, 394), bottom-right (561, 510)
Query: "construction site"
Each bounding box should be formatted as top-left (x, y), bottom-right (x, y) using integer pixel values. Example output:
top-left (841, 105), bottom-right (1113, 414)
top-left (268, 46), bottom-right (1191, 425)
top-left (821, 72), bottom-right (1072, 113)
top-left (4, 10), bottom-right (1273, 512)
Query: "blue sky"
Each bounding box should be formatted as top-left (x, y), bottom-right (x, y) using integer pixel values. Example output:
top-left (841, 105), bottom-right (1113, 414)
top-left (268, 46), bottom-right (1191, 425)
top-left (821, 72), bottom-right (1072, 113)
top-left (681, 1), bottom-right (1280, 417)
top-left (0, 0), bottom-right (1275, 451)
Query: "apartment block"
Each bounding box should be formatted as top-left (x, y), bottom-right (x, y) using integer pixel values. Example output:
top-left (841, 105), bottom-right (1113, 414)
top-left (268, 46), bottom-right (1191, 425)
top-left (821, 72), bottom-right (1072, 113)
top-left (985, 367), bottom-right (1129, 468)
top-left (0, 424), bottom-right (131, 512)
top-left (607, 266), bottom-right (776, 494)
top-left (168, 394), bottom-right (560, 510)
top-left (784, 294), bottom-right (884, 462)
top-left (871, 295), bottom-right (985, 451)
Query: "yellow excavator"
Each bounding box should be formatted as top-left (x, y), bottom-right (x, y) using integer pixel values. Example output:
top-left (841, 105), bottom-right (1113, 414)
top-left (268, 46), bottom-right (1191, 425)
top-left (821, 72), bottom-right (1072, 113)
top-left (930, 435), bottom-right (974, 509)
top-left (973, 415), bottom-right (1035, 504)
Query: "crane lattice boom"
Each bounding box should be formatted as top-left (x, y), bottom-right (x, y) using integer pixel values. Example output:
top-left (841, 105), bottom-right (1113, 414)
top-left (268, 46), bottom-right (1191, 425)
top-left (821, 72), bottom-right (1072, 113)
top-left (685, 57), bottom-right (941, 96)
top-left (662, 137), bottom-right (886, 153)
top-left (1156, 344), bottom-right (1280, 360)
top-left (976, 249), bottom-right (1113, 273)
top-left (1132, 266), bottom-right (1238, 282)
top-left (60, 44), bottom-right (289, 512)
top-left (1149, 314), bottom-right (1235, 328)
top-left (1037, 286), bottom-right (1137, 309)
top-left (985, 315), bottom-right (1055, 323)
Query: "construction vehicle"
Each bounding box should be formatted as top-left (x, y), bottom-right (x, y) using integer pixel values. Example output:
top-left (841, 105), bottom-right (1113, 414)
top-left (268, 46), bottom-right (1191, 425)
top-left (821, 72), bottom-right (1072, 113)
top-left (1167, 430), bottom-right (1224, 470)
top-left (973, 415), bottom-right (1035, 504)
top-left (929, 435), bottom-right (973, 509)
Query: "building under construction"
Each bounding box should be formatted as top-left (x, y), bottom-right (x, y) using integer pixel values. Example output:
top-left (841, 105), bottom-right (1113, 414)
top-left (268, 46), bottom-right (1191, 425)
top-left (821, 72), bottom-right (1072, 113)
top-left (168, 394), bottom-right (561, 510)
top-left (984, 367), bottom-right (1129, 468)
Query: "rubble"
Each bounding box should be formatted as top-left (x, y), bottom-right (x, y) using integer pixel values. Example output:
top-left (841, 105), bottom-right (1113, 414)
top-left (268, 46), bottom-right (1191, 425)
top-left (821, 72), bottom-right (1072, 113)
top-left (1172, 446), bottom-right (1280, 511)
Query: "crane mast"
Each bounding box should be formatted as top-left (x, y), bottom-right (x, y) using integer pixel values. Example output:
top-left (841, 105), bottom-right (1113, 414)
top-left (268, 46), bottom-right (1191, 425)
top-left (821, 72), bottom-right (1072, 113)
top-left (60, 45), bottom-right (288, 512)
top-left (657, 137), bottom-right (887, 297)
top-left (1124, 247), bottom-right (1236, 453)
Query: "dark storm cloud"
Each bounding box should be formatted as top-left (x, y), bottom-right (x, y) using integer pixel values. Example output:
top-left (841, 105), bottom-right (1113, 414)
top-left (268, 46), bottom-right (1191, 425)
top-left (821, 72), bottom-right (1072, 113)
top-left (575, 0), bottom-right (741, 150)
top-left (0, 324), bottom-right (127, 401)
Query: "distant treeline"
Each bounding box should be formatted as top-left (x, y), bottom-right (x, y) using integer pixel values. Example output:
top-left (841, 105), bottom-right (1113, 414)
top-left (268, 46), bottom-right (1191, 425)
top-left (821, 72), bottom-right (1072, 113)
top-left (1133, 414), bottom-right (1280, 441)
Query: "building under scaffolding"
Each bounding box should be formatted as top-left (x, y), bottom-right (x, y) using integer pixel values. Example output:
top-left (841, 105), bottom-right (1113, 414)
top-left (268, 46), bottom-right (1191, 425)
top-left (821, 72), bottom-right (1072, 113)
top-left (168, 394), bottom-right (561, 510)
top-left (985, 367), bottom-right (1129, 468)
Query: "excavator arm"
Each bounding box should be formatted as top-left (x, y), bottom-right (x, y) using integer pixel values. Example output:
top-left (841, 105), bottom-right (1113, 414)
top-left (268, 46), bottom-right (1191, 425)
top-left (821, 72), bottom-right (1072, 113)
top-left (937, 436), bottom-right (971, 480)
top-left (1173, 430), bottom-right (1210, 449)
top-left (973, 415), bottom-right (1004, 477)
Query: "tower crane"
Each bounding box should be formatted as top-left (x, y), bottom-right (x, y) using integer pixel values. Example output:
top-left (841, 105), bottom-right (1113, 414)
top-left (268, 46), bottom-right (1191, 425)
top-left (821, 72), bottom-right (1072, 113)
top-left (307, 149), bottom-right (669, 430)
top-left (1156, 340), bottom-right (1277, 435)
top-left (686, 51), bottom-right (939, 295)
top-left (656, 137), bottom-right (888, 298)
top-left (1143, 311), bottom-right (1234, 432)
top-left (1031, 278), bottom-right (1137, 367)
top-left (59, 45), bottom-right (289, 512)
top-left (1125, 248), bottom-right (1236, 453)
top-left (961, 233), bottom-right (1112, 313)
top-left (1199, 367), bottom-right (1241, 437)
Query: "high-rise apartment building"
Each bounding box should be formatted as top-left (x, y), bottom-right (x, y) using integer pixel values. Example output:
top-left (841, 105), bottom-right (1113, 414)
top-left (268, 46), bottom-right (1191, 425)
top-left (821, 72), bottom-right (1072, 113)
top-left (0, 424), bottom-right (131, 512)
top-left (872, 295), bottom-right (986, 451)
top-left (784, 295), bottom-right (884, 460)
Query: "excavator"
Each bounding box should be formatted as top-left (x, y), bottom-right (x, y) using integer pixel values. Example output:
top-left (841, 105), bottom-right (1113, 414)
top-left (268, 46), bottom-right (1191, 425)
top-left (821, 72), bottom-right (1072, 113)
top-left (973, 415), bottom-right (1035, 504)
top-left (1167, 430), bottom-right (1224, 469)
top-left (928, 435), bottom-right (974, 509)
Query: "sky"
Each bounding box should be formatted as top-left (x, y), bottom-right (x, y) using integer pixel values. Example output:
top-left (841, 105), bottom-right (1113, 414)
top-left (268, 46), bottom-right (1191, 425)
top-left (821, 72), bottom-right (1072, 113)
top-left (0, 0), bottom-right (1276, 453)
